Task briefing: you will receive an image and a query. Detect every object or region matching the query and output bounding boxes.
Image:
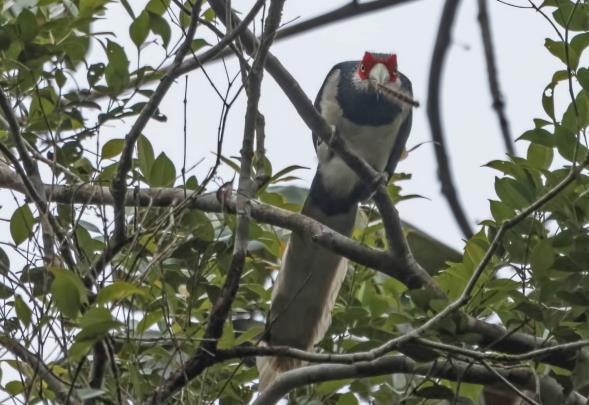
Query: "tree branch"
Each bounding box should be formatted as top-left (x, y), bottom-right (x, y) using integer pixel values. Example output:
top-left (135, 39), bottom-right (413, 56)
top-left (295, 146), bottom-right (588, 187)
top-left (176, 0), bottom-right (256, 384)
top-left (477, 0), bottom-right (514, 155)
top-left (0, 335), bottom-right (78, 405)
top-left (0, 165), bottom-right (582, 372)
top-left (252, 354), bottom-right (585, 405)
top-left (111, 0), bottom-right (204, 246)
top-left (427, 0), bottom-right (473, 238)
top-left (147, 0), bottom-right (287, 401)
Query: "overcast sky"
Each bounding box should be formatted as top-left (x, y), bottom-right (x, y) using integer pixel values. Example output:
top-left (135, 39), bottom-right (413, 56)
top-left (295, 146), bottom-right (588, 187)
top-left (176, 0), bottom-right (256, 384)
top-left (90, 0), bottom-right (566, 249)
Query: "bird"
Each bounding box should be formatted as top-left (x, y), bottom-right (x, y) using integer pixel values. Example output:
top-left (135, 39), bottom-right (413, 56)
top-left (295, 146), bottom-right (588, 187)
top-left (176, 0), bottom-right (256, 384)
top-left (256, 51), bottom-right (414, 389)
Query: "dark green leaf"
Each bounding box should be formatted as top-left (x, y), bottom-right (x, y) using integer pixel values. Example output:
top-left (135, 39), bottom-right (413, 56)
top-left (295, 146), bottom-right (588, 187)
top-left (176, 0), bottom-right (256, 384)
top-left (96, 282), bottom-right (148, 304)
top-left (17, 9), bottom-right (38, 42)
top-left (531, 239), bottom-right (555, 278)
top-left (191, 38), bottom-right (210, 52)
top-left (14, 295), bottom-right (31, 327)
top-left (495, 177), bottom-right (530, 209)
top-left (552, 1), bottom-right (589, 32)
top-left (149, 13), bottom-right (171, 48)
top-left (105, 40), bottom-right (130, 95)
top-left (101, 139), bottom-right (125, 159)
top-left (542, 84), bottom-right (556, 121)
top-left (50, 268), bottom-right (87, 318)
top-left (10, 204), bottom-right (34, 245)
top-left (527, 143), bottom-right (553, 169)
top-left (146, 0), bottom-right (171, 15)
top-left (148, 152), bottom-right (176, 187)
top-left (518, 128), bottom-right (555, 147)
top-left (130, 11), bottom-right (150, 48)
top-left (138, 135), bottom-right (155, 177)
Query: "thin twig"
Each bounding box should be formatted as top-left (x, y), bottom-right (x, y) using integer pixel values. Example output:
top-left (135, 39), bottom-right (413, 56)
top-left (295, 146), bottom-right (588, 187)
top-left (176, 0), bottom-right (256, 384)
top-left (111, 0), bottom-right (204, 246)
top-left (0, 335), bottom-right (78, 405)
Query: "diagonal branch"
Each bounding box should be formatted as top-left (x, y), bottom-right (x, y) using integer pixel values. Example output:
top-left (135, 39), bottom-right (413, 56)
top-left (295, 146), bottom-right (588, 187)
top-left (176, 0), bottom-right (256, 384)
top-left (111, 0), bottom-right (204, 246)
top-left (427, 0), bottom-right (473, 239)
top-left (477, 0), bottom-right (514, 155)
top-left (0, 335), bottom-right (79, 405)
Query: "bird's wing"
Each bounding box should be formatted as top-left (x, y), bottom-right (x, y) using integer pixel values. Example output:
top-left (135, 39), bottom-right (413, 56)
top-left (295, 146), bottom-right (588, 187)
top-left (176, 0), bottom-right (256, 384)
top-left (312, 64), bottom-right (343, 152)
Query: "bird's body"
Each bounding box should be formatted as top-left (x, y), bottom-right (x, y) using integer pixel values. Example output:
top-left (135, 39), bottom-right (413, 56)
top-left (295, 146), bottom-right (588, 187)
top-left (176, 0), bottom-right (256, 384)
top-left (257, 52), bottom-right (413, 389)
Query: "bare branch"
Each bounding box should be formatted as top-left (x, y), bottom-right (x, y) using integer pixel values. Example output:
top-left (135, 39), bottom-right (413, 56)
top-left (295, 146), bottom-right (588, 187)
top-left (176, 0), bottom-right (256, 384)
top-left (427, 0), bottom-right (473, 238)
top-left (0, 335), bottom-right (78, 405)
top-left (253, 354), bottom-right (585, 405)
top-left (477, 0), bottom-right (514, 155)
top-left (111, 0), bottom-right (204, 246)
top-left (0, 89), bottom-right (61, 265)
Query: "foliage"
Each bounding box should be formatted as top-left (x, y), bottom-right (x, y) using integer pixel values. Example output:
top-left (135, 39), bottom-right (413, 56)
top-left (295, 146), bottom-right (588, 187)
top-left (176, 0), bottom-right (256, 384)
top-left (0, 1), bottom-right (589, 404)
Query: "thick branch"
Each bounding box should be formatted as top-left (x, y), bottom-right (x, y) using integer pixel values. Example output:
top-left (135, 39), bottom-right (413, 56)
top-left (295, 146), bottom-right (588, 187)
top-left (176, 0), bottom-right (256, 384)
top-left (427, 0), bottom-right (473, 238)
top-left (253, 354), bottom-right (585, 405)
top-left (0, 166), bottom-right (581, 371)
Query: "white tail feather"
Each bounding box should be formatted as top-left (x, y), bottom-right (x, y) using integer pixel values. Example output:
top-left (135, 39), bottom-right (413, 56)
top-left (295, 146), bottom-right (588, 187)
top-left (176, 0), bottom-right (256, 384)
top-left (257, 198), bottom-right (356, 390)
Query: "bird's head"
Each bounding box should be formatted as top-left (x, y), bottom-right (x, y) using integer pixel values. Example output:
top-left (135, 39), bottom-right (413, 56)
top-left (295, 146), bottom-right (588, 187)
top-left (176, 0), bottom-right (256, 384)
top-left (356, 52), bottom-right (398, 85)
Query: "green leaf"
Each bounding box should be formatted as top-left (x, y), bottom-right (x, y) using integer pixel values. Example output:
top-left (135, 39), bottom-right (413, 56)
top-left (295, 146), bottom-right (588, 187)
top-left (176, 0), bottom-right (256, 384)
top-left (148, 152), bottom-right (176, 187)
top-left (79, 0), bottom-right (110, 17)
top-left (552, 1), bottom-right (589, 32)
top-left (101, 139), bottom-right (125, 159)
top-left (149, 13), bottom-right (171, 48)
top-left (562, 90), bottom-right (589, 132)
top-left (578, 67), bottom-right (589, 92)
top-left (527, 143), bottom-right (553, 170)
top-left (571, 33), bottom-right (589, 65)
top-left (51, 274), bottom-right (81, 318)
top-left (96, 282), bottom-right (148, 304)
top-left (336, 393), bottom-right (358, 405)
top-left (555, 124), bottom-right (589, 162)
top-left (130, 11), bottom-right (150, 48)
top-left (146, 0), bottom-right (171, 15)
top-left (531, 239), bottom-right (555, 278)
top-left (0, 282), bottom-right (13, 299)
top-left (10, 204), bottom-right (34, 245)
top-left (17, 9), bottom-right (38, 42)
top-left (489, 200), bottom-right (515, 223)
top-left (234, 325), bottom-right (264, 345)
top-left (136, 309), bottom-right (163, 334)
top-left (542, 83), bottom-right (556, 121)
top-left (518, 128), bottom-right (554, 147)
top-left (137, 135), bottom-right (155, 177)
top-left (5, 381), bottom-right (24, 396)
top-left (495, 177), bottom-right (530, 209)
top-left (50, 268), bottom-right (87, 318)
top-left (76, 388), bottom-right (108, 401)
top-left (191, 38), bottom-right (211, 52)
top-left (545, 39), bottom-right (577, 68)
top-left (77, 307), bottom-right (120, 340)
top-left (14, 295), bottom-right (32, 327)
top-left (105, 40), bottom-right (130, 95)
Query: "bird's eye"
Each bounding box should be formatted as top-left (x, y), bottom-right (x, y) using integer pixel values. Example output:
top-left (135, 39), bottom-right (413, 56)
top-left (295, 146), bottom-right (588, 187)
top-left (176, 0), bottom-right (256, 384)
top-left (360, 64), bottom-right (366, 72)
